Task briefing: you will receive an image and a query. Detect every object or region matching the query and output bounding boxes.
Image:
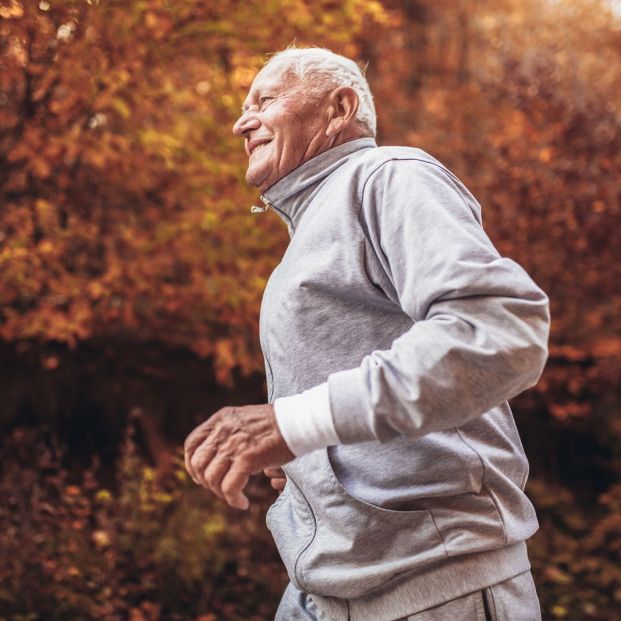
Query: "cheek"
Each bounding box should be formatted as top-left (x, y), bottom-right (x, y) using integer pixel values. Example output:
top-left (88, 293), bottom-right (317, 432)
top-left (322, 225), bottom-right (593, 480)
top-left (280, 126), bottom-right (315, 156)
top-left (266, 110), bottom-right (319, 167)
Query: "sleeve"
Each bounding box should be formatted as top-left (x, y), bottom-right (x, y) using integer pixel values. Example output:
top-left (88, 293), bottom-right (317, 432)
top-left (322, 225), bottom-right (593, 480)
top-left (273, 383), bottom-right (340, 456)
top-left (327, 158), bottom-right (551, 444)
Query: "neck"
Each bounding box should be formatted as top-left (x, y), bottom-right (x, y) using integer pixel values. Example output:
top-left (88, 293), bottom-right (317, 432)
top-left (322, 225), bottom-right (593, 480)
top-left (261, 136), bottom-right (377, 234)
top-left (328, 125), bottom-right (373, 150)
top-left (296, 127), bottom-right (372, 178)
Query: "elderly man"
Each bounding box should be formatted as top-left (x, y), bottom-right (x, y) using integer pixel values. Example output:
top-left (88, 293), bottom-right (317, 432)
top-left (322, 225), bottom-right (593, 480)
top-left (184, 47), bottom-right (550, 621)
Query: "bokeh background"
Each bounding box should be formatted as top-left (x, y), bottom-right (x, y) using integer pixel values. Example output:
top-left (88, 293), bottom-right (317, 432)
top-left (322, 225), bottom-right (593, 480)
top-left (1, 0), bottom-right (620, 619)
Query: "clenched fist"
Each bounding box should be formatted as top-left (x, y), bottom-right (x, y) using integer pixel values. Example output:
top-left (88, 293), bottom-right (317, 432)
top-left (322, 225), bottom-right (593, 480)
top-left (184, 403), bottom-right (294, 510)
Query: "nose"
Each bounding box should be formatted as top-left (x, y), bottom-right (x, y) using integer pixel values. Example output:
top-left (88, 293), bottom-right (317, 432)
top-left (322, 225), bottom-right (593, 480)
top-left (232, 109), bottom-right (260, 136)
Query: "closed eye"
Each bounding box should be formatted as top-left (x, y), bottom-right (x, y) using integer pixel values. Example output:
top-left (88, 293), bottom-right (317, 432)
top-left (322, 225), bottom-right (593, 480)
top-left (240, 95), bottom-right (279, 114)
top-left (259, 96), bottom-right (275, 109)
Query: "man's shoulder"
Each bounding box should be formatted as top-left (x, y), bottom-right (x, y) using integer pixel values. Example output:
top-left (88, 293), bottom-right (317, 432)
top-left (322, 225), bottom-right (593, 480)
top-left (361, 144), bottom-right (444, 166)
top-left (346, 144), bottom-right (483, 224)
top-left (349, 144), bottom-right (452, 182)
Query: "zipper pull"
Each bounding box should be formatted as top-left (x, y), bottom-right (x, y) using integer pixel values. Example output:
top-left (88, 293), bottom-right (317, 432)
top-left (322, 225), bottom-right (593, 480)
top-left (250, 194), bottom-right (272, 213)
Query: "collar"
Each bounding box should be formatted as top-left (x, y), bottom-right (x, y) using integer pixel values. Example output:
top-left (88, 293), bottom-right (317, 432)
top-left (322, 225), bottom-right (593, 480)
top-left (258, 137), bottom-right (377, 234)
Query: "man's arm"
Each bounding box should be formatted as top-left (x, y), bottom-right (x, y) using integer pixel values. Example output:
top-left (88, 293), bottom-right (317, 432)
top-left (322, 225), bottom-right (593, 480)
top-left (275, 159), bottom-right (550, 451)
top-left (185, 158), bottom-right (550, 504)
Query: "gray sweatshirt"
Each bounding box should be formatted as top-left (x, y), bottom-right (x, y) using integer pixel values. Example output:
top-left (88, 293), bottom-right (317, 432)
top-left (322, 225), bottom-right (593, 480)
top-left (259, 138), bottom-right (550, 621)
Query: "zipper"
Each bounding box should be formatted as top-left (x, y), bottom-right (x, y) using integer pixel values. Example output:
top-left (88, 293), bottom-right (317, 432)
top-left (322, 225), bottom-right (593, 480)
top-left (251, 194), bottom-right (295, 234)
top-left (250, 194), bottom-right (272, 213)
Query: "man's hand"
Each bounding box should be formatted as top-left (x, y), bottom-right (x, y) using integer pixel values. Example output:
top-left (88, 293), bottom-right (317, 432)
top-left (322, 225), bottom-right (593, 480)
top-left (263, 467), bottom-right (287, 493)
top-left (184, 403), bottom-right (294, 510)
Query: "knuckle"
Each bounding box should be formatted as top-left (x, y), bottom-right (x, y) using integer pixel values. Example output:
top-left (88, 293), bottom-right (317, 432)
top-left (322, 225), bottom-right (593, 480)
top-left (190, 454), bottom-right (203, 473)
top-left (204, 475), bottom-right (216, 489)
top-left (221, 478), bottom-right (241, 497)
top-left (236, 455), bottom-right (253, 471)
top-left (204, 476), bottom-right (222, 496)
top-left (216, 406), bottom-right (234, 418)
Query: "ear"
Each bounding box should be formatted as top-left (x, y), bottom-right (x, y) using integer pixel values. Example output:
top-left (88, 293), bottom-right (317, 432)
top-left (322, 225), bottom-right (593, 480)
top-left (325, 86), bottom-right (360, 137)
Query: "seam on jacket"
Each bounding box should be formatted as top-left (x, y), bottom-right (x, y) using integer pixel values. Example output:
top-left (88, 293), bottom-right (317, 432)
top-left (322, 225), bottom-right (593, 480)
top-left (519, 458), bottom-right (529, 491)
top-left (482, 587), bottom-right (493, 621)
top-left (427, 508), bottom-right (449, 558)
top-left (265, 355), bottom-right (275, 402)
top-left (287, 471), bottom-right (319, 591)
top-left (482, 482), bottom-right (508, 545)
top-left (355, 156), bottom-right (482, 303)
top-left (268, 480), bottom-right (289, 512)
top-left (357, 220), bottom-right (399, 307)
top-left (488, 582), bottom-right (499, 621)
top-left (360, 240), bottom-right (394, 301)
top-left (269, 201), bottom-right (295, 234)
top-left (455, 427), bottom-right (487, 495)
top-left (356, 155), bottom-right (477, 224)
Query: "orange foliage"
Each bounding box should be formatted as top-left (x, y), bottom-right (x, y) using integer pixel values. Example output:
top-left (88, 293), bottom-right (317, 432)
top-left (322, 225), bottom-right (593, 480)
top-left (2, 0), bottom-right (619, 390)
top-left (1, 2), bottom-right (621, 618)
top-left (0, 0), bottom-right (389, 381)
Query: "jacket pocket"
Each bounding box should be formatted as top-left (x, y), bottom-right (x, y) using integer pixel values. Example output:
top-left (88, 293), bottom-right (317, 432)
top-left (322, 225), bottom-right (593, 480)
top-left (419, 487), bottom-right (506, 556)
top-left (292, 449), bottom-right (447, 598)
top-left (266, 478), bottom-right (316, 592)
top-left (330, 432), bottom-right (486, 510)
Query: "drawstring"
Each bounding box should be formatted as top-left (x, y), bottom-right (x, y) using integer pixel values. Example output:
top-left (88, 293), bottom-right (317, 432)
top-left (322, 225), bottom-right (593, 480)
top-left (250, 194), bottom-right (272, 213)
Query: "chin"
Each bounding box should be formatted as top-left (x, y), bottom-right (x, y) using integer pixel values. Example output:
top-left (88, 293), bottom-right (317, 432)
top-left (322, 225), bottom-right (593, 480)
top-left (246, 164), bottom-right (272, 190)
top-left (245, 169), bottom-right (262, 188)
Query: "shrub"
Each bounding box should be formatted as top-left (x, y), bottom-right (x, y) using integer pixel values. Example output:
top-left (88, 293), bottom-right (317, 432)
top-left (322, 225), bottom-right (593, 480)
top-left (0, 425), bottom-right (286, 621)
top-left (527, 478), bottom-right (621, 620)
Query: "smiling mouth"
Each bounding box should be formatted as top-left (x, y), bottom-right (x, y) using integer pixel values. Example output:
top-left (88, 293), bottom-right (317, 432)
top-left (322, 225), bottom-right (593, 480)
top-left (250, 140), bottom-right (272, 155)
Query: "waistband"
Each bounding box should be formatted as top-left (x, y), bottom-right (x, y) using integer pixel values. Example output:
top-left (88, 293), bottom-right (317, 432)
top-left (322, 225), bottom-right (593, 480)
top-left (310, 541), bottom-right (531, 621)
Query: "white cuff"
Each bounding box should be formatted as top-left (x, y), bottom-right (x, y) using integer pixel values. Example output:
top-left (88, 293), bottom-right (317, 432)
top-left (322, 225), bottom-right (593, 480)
top-left (273, 383), bottom-right (341, 457)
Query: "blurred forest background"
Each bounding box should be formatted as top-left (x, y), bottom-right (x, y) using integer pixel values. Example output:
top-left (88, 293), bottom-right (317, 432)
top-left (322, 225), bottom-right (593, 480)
top-left (1, 0), bottom-right (620, 619)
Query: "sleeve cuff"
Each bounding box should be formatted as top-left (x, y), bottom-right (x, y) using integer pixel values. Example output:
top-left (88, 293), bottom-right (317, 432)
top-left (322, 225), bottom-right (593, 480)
top-left (328, 366), bottom-right (379, 444)
top-left (273, 382), bottom-right (341, 457)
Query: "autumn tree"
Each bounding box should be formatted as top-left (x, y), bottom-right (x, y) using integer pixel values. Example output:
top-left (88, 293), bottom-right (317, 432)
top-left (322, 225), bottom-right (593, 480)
top-left (0, 0), bottom-right (389, 383)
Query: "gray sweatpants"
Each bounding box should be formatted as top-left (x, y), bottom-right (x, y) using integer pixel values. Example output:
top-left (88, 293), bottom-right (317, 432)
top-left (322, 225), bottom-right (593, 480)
top-left (275, 570), bottom-right (541, 621)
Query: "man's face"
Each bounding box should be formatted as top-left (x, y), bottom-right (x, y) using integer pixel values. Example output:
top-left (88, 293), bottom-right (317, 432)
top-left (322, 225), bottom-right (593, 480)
top-left (232, 61), bottom-right (331, 192)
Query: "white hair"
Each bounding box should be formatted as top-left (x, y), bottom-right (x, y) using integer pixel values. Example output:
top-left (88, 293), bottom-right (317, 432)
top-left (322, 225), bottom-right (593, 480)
top-left (266, 47), bottom-right (377, 137)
